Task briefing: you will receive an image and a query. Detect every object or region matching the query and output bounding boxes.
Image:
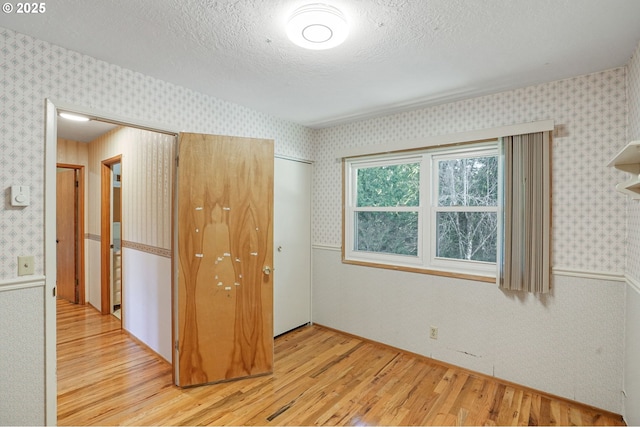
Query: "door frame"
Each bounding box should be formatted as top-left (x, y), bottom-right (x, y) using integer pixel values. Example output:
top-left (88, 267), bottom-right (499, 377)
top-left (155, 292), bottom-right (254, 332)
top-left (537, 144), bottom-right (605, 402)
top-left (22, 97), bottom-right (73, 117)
top-left (45, 99), bottom-right (178, 425)
top-left (56, 163), bottom-right (86, 305)
top-left (100, 155), bottom-right (122, 315)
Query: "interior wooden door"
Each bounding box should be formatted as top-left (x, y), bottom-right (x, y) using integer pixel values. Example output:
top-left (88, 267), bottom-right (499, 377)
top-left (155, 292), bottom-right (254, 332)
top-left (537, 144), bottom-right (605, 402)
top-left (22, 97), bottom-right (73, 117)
top-left (56, 168), bottom-right (77, 303)
top-left (175, 132), bottom-right (274, 387)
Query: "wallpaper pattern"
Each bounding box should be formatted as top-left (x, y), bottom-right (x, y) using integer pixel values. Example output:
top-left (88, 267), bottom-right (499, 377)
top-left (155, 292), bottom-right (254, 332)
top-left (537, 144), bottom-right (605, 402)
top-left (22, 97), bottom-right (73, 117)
top-left (627, 41), bottom-right (640, 283)
top-left (0, 27), bottom-right (313, 279)
top-left (87, 126), bottom-right (174, 250)
top-left (0, 23), bottom-right (638, 422)
top-left (313, 68), bottom-right (628, 274)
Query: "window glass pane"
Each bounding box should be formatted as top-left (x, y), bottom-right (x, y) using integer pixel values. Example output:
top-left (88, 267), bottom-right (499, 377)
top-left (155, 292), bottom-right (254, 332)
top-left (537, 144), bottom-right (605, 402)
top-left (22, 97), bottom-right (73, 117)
top-left (436, 212), bottom-right (497, 262)
top-left (357, 163), bottom-right (420, 207)
top-left (438, 156), bottom-right (498, 207)
top-left (355, 211), bottom-right (418, 256)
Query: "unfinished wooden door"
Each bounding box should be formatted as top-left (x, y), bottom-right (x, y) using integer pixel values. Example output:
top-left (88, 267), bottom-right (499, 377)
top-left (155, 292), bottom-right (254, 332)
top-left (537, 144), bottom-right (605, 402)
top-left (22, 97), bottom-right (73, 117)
top-left (175, 132), bottom-right (274, 387)
top-left (56, 168), bottom-right (77, 303)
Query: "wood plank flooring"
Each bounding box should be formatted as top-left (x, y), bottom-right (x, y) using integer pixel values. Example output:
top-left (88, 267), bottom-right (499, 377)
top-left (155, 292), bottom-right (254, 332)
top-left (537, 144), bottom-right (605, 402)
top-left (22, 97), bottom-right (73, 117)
top-left (57, 299), bottom-right (625, 426)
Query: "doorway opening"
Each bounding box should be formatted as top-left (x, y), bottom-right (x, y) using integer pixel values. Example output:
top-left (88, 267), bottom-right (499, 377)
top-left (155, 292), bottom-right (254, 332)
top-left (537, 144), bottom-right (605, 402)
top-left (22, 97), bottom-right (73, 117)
top-left (46, 100), bottom-right (299, 422)
top-left (101, 155), bottom-right (122, 317)
top-left (56, 164), bottom-right (85, 305)
top-left (111, 161), bottom-right (122, 319)
top-left (49, 103), bottom-right (178, 425)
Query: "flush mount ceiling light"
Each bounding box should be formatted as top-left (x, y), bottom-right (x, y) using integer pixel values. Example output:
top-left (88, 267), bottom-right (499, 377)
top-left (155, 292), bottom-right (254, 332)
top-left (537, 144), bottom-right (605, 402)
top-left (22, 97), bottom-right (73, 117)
top-left (286, 3), bottom-right (348, 50)
top-left (59, 112), bottom-right (90, 122)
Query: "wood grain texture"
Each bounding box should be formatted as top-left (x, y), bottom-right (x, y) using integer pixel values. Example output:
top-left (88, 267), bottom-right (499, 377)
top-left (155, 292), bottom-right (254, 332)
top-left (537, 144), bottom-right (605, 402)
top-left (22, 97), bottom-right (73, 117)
top-left (57, 299), bottom-right (626, 426)
top-left (57, 164), bottom-right (86, 304)
top-left (57, 138), bottom-right (89, 304)
top-left (341, 258), bottom-right (496, 283)
top-left (56, 168), bottom-right (77, 303)
top-left (176, 133), bottom-right (274, 386)
top-left (57, 138), bottom-right (89, 166)
top-left (87, 127), bottom-right (175, 249)
top-left (100, 155), bottom-right (121, 315)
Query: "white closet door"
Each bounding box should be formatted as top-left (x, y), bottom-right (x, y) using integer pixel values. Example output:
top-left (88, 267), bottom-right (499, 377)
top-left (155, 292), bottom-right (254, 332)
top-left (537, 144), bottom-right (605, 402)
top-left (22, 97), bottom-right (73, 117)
top-left (274, 157), bottom-right (312, 336)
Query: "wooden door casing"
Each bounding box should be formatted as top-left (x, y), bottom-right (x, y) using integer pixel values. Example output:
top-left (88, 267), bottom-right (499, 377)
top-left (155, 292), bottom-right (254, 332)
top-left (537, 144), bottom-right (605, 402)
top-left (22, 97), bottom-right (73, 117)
top-left (176, 133), bottom-right (274, 387)
top-left (101, 155), bottom-right (122, 315)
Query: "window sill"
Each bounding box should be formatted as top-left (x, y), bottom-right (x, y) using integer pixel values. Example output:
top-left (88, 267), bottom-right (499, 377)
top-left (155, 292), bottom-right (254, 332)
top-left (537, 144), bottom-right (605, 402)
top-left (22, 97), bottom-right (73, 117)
top-left (341, 258), bottom-right (496, 283)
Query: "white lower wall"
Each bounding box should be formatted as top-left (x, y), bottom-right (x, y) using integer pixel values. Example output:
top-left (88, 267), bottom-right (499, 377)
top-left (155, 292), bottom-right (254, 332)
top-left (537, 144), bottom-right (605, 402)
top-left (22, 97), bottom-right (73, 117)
top-left (625, 279), bottom-right (640, 424)
top-left (122, 248), bottom-right (172, 362)
top-left (87, 238), bottom-right (102, 311)
top-left (312, 246), bottom-right (625, 413)
top-left (0, 279), bottom-right (46, 426)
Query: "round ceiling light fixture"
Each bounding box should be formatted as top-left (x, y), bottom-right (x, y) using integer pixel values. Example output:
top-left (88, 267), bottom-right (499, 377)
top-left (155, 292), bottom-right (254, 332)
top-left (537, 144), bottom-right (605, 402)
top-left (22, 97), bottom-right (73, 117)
top-left (286, 3), bottom-right (348, 50)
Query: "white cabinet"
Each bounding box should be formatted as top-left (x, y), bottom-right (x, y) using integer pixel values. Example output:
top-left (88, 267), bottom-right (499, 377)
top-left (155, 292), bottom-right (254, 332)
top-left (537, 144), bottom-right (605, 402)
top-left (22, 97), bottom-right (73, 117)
top-left (608, 140), bottom-right (640, 199)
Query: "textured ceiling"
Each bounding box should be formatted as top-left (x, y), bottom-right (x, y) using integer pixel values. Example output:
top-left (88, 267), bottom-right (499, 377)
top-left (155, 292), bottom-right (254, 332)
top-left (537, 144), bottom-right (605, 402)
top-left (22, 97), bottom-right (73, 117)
top-left (2, 0), bottom-right (640, 128)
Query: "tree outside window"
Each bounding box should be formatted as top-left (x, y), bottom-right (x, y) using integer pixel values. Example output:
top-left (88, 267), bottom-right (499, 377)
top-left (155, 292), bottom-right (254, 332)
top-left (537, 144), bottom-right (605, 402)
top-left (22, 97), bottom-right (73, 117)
top-left (354, 161), bottom-right (420, 256)
top-left (434, 155), bottom-right (498, 263)
top-left (344, 142), bottom-right (499, 277)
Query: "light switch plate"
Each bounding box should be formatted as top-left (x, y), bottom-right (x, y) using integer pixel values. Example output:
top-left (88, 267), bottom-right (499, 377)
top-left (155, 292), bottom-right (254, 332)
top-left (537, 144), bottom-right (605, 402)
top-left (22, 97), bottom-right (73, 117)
top-left (11, 185), bottom-right (30, 207)
top-left (18, 255), bottom-right (35, 276)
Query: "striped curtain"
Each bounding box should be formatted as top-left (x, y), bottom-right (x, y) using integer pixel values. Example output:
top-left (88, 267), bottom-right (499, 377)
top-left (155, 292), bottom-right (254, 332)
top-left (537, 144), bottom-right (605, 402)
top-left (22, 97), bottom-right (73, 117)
top-left (498, 132), bottom-right (551, 293)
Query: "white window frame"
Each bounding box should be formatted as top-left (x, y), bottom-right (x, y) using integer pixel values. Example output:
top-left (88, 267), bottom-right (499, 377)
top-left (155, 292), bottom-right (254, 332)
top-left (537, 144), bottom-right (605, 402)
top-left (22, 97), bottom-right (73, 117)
top-left (345, 155), bottom-right (424, 267)
top-left (344, 141), bottom-right (499, 279)
top-left (427, 145), bottom-right (499, 276)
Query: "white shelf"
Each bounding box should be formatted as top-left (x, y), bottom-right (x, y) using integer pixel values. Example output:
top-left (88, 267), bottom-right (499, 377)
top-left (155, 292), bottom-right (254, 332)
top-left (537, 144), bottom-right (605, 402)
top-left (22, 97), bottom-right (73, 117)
top-left (608, 140), bottom-right (640, 173)
top-left (608, 141), bottom-right (640, 198)
top-left (615, 177), bottom-right (640, 199)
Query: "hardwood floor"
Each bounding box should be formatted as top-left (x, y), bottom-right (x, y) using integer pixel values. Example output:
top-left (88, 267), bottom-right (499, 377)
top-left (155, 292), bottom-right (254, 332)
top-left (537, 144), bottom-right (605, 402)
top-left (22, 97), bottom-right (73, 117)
top-left (57, 299), bottom-right (625, 426)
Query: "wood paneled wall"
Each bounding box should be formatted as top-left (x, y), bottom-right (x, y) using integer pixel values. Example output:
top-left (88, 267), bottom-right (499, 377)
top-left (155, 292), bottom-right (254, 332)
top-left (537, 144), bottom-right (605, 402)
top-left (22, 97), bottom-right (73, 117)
top-left (57, 138), bottom-right (89, 234)
top-left (57, 138), bottom-right (89, 166)
top-left (87, 127), bottom-right (175, 250)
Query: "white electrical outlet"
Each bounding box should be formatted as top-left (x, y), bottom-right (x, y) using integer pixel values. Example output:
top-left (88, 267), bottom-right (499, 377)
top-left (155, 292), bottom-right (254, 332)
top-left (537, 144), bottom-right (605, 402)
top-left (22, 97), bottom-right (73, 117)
top-left (429, 326), bottom-right (438, 340)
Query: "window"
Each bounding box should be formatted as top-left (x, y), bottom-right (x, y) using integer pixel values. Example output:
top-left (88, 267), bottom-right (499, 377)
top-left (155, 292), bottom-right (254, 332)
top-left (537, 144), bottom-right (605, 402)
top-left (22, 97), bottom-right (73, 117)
top-left (349, 157), bottom-right (423, 265)
top-left (344, 142), bottom-right (499, 278)
top-left (430, 149), bottom-right (498, 274)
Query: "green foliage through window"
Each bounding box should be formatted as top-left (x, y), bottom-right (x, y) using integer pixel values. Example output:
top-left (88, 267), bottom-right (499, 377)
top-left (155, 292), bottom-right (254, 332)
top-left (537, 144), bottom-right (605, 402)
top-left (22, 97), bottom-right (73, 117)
top-left (355, 211), bottom-right (418, 256)
top-left (357, 163), bottom-right (420, 207)
top-left (346, 143), bottom-right (499, 275)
